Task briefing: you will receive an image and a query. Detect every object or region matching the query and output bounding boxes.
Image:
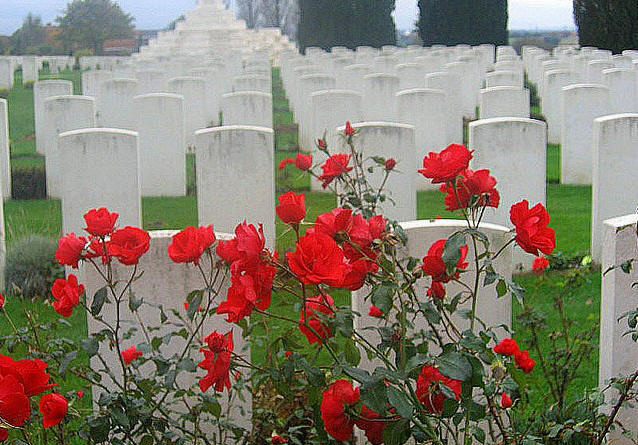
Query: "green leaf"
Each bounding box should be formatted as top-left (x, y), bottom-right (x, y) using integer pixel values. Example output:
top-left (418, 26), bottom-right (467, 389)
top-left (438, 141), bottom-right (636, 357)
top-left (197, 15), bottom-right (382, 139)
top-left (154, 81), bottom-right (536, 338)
top-left (387, 386), bottom-right (413, 418)
top-left (435, 352), bottom-right (472, 381)
top-left (81, 337), bottom-right (99, 357)
top-left (90, 286), bottom-right (108, 317)
top-left (140, 435), bottom-right (154, 445)
top-left (382, 418), bottom-right (411, 445)
top-left (472, 426), bottom-right (486, 443)
top-left (128, 291), bottom-right (143, 312)
top-left (371, 283), bottom-right (396, 314)
top-left (443, 232), bottom-right (466, 269)
top-left (360, 378), bottom-right (387, 415)
top-left (344, 339), bottom-right (361, 367)
top-left (496, 280), bottom-right (507, 298)
top-left (59, 351), bottom-right (78, 375)
top-left (187, 290), bottom-right (204, 321)
top-left (343, 366), bottom-right (372, 384)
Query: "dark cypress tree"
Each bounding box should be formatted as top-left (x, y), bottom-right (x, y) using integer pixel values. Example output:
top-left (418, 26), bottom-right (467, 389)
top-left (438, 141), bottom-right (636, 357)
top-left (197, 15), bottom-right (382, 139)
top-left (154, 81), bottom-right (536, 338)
top-left (418, 0), bottom-right (508, 46)
top-left (297, 0), bottom-right (396, 52)
top-left (574, 0), bottom-right (638, 54)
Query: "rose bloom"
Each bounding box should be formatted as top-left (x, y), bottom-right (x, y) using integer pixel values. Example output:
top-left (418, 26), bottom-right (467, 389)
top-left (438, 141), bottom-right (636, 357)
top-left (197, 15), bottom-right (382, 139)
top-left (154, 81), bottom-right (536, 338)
top-left (217, 222), bottom-right (267, 269)
top-left (122, 346), bottom-right (143, 365)
top-left (318, 154), bottom-right (353, 188)
top-left (271, 435), bottom-right (288, 445)
top-left (52, 274), bottom-right (85, 318)
top-left (385, 158), bottom-right (397, 171)
top-left (494, 338), bottom-right (520, 357)
top-left (369, 306), bottom-right (384, 318)
top-left (83, 208), bottom-right (119, 237)
top-left (0, 374), bottom-right (31, 440)
top-left (198, 331), bottom-right (233, 393)
top-left (276, 191), bottom-right (306, 225)
top-left (440, 169), bottom-right (500, 211)
top-left (510, 200), bottom-right (556, 256)
top-left (418, 144), bottom-right (473, 184)
top-left (501, 393), bottom-right (513, 409)
top-left (355, 405), bottom-right (387, 445)
top-left (40, 394), bottom-right (68, 429)
top-left (168, 225), bottom-right (216, 265)
top-left (416, 366), bottom-right (463, 414)
top-left (205, 331), bottom-right (231, 354)
top-left (422, 239), bottom-right (469, 283)
top-left (427, 281), bottom-right (446, 299)
top-left (0, 293), bottom-right (4, 309)
top-left (321, 380), bottom-right (360, 441)
top-left (278, 153), bottom-right (312, 171)
top-left (287, 233), bottom-right (348, 287)
top-left (533, 256), bottom-right (550, 274)
top-left (344, 121), bottom-right (355, 137)
top-left (299, 295), bottom-right (335, 345)
top-left (515, 350), bottom-right (536, 374)
top-left (55, 233), bottom-right (87, 268)
top-left (108, 227), bottom-right (151, 265)
top-left (0, 356), bottom-right (56, 397)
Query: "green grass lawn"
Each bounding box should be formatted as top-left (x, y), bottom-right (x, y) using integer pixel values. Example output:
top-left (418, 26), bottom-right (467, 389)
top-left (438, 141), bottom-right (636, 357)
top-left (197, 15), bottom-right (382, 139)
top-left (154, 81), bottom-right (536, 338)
top-left (1, 67), bottom-right (602, 412)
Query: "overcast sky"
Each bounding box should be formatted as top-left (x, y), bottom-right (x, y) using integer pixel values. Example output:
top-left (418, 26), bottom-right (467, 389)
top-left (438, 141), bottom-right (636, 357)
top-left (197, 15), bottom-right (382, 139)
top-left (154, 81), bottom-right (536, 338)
top-left (0, 0), bottom-right (576, 35)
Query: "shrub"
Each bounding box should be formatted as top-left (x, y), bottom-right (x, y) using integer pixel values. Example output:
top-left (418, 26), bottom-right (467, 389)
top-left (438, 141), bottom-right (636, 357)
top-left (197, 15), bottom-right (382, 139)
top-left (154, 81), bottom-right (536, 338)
top-left (23, 81), bottom-right (35, 90)
top-left (5, 235), bottom-right (64, 300)
top-left (12, 166), bottom-right (47, 199)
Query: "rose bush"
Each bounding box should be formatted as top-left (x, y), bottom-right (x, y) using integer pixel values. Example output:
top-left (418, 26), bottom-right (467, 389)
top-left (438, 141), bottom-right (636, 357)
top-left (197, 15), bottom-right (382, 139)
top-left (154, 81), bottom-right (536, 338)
top-left (0, 122), bottom-right (636, 445)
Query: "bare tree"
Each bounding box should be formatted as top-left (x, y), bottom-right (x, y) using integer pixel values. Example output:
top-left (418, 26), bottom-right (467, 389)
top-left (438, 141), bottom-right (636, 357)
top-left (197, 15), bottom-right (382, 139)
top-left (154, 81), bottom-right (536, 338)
top-left (257, 0), bottom-right (298, 37)
top-left (237, 0), bottom-right (258, 28)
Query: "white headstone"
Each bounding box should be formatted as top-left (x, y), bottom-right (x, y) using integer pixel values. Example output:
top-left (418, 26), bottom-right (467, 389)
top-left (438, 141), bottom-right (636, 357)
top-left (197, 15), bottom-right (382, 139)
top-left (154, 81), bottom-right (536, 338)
top-left (485, 70), bottom-right (524, 88)
top-left (168, 77), bottom-right (208, 149)
top-left (336, 122), bottom-right (416, 222)
top-left (602, 68), bottom-right (638, 114)
top-left (541, 69), bottom-right (575, 144)
top-left (221, 91), bottom-right (273, 128)
top-left (561, 84), bottom-right (611, 185)
top-left (479, 87), bottom-right (530, 119)
top-left (34, 80), bottom-right (74, 154)
top-left (233, 74), bottom-right (270, 93)
top-left (134, 93), bottom-right (187, 197)
top-left (0, 99), bottom-right (10, 199)
top-left (0, 59), bottom-right (13, 90)
top-left (97, 78), bottom-right (139, 131)
top-left (599, 214), bottom-right (638, 444)
top-left (81, 70), bottom-right (114, 98)
top-left (396, 88), bottom-right (448, 190)
top-left (426, 71), bottom-right (464, 144)
top-left (134, 69), bottom-right (167, 95)
top-left (362, 73), bottom-right (400, 121)
top-left (58, 128), bottom-right (141, 236)
top-left (591, 114), bottom-right (638, 262)
top-left (43, 96), bottom-right (97, 198)
top-left (469, 118), bottom-right (547, 268)
top-left (195, 126), bottom-right (275, 247)
top-left (22, 56), bottom-right (37, 84)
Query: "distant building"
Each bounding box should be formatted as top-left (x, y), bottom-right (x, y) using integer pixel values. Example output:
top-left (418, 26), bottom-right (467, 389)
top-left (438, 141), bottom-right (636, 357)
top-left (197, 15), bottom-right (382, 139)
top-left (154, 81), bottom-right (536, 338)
top-left (103, 39), bottom-right (137, 54)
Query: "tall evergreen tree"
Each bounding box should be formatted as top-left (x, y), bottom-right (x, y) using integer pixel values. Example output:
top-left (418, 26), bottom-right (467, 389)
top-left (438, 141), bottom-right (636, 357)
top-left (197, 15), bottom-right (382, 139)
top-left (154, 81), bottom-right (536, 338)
top-left (573, 0), bottom-right (638, 54)
top-left (418, 0), bottom-right (508, 46)
top-left (297, 0), bottom-right (396, 52)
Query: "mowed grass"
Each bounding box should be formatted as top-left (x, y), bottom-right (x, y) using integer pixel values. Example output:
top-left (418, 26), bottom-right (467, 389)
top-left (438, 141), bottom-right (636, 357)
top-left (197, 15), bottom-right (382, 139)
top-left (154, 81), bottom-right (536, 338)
top-left (2, 67), bottom-right (601, 407)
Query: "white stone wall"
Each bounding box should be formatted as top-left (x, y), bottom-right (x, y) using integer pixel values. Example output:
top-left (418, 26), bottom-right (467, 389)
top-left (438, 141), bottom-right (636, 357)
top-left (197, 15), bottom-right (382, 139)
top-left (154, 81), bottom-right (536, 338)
top-left (33, 80), bottom-right (74, 154)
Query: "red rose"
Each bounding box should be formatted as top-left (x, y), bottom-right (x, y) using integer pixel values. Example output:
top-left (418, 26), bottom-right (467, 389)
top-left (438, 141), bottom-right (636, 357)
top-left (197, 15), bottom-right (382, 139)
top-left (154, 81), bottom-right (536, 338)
top-left (317, 138), bottom-right (327, 149)
top-left (427, 282), bottom-right (446, 299)
top-left (0, 293), bottom-right (4, 309)
top-left (368, 215), bottom-right (387, 241)
top-left (344, 121), bottom-right (355, 137)
top-left (416, 366), bottom-right (462, 414)
top-left (278, 153), bottom-right (312, 171)
top-left (52, 274), bottom-right (85, 318)
top-left (168, 225), bottom-right (216, 265)
top-left (422, 239), bottom-right (469, 283)
top-left (318, 154), bottom-right (353, 188)
top-left (0, 374), bottom-right (31, 434)
top-left (218, 274), bottom-right (258, 323)
top-left (355, 405), bottom-right (387, 445)
top-left (514, 350), bottom-right (536, 373)
top-left (85, 237), bottom-right (110, 264)
top-left (198, 331), bottom-right (233, 393)
top-left (285, 351), bottom-right (292, 358)
top-left (108, 227), bottom-right (151, 266)
top-left (276, 192), bottom-right (306, 225)
top-left (369, 306), bottom-right (384, 318)
top-left (77, 391), bottom-right (84, 399)
top-left (418, 144), bottom-right (473, 184)
top-left (0, 356), bottom-right (56, 397)
top-left (510, 200), bottom-right (556, 256)
top-left (121, 346), bottom-right (142, 365)
top-left (501, 393), bottom-right (513, 409)
top-left (385, 158), bottom-right (397, 171)
top-left (217, 222), bottom-right (267, 269)
top-left (83, 208), bottom-right (119, 237)
top-left (533, 257), bottom-right (550, 274)
top-left (55, 233), bottom-right (87, 268)
top-left (40, 394), bottom-right (68, 429)
top-left (321, 380), bottom-right (360, 441)
top-left (299, 294), bottom-right (335, 345)
top-left (271, 435), bottom-right (288, 444)
top-left (205, 331), bottom-right (231, 354)
top-left (494, 338), bottom-right (520, 357)
top-left (287, 233), bottom-right (348, 287)
top-left (440, 169), bottom-right (500, 211)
